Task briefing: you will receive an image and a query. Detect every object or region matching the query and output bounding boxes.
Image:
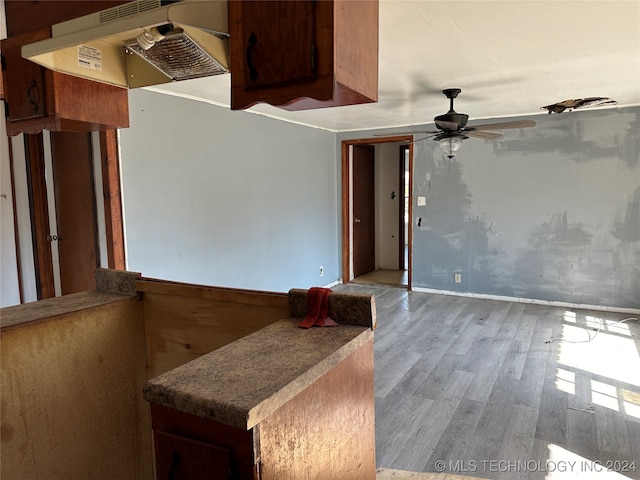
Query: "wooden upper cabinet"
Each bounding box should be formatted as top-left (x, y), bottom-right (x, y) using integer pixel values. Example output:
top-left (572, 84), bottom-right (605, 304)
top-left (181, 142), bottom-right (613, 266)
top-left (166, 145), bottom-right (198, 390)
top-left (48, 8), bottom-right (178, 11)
top-left (3, 46), bottom-right (47, 122)
top-left (2, 2), bottom-right (131, 137)
top-left (229, 0), bottom-right (379, 111)
top-left (1, 31), bottom-right (130, 137)
top-left (240, 2), bottom-right (316, 90)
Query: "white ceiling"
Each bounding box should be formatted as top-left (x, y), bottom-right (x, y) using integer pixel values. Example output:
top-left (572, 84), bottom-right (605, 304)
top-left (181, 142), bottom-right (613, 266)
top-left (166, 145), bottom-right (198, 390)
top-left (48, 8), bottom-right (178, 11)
top-left (147, 0), bottom-right (640, 133)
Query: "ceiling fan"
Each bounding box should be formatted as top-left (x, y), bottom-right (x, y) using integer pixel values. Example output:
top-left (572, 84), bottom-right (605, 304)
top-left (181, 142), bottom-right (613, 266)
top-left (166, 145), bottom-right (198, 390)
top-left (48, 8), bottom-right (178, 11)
top-left (383, 88), bottom-right (536, 159)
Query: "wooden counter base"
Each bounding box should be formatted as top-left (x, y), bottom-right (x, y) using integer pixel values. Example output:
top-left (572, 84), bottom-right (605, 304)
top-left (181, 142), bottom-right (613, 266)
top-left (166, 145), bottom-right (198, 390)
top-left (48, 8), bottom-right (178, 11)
top-left (149, 339), bottom-right (375, 480)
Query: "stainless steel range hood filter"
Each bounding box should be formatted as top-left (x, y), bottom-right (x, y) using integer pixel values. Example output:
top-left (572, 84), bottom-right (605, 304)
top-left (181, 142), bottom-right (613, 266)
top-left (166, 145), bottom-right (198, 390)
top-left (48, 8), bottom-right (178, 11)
top-left (125, 29), bottom-right (227, 81)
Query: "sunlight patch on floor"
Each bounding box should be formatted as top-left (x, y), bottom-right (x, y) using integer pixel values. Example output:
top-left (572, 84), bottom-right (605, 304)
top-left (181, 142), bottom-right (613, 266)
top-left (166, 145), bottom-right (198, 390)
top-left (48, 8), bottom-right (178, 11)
top-left (557, 313), bottom-right (639, 387)
top-left (543, 443), bottom-right (636, 479)
top-left (621, 388), bottom-right (640, 420)
top-left (555, 367), bottom-right (576, 396)
top-left (555, 311), bottom-right (639, 423)
top-left (591, 379), bottom-right (619, 411)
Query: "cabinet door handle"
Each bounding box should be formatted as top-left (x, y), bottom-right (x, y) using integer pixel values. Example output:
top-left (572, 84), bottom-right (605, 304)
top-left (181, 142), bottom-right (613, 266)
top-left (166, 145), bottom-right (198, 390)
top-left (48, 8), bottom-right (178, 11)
top-left (245, 31), bottom-right (259, 83)
top-left (168, 449), bottom-right (181, 480)
top-left (27, 79), bottom-right (40, 115)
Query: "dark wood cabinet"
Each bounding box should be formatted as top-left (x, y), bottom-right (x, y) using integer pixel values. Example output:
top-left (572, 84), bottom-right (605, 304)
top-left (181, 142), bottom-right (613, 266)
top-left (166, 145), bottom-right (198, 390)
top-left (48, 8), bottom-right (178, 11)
top-left (1, 31), bottom-right (130, 137)
top-left (154, 430), bottom-right (233, 480)
top-left (229, 0), bottom-right (378, 111)
top-left (150, 405), bottom-right (258, 480)
top-left (3, 46), bottom-right (46, 121)
top-left (239, 2), bottom-right (316, 90)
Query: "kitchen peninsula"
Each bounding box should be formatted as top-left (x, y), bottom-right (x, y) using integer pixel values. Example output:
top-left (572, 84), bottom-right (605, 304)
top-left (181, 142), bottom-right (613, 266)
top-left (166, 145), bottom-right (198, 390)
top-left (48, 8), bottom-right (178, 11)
top-left (144, 288), bottom-right (377, 479)
top-left (1, 271), bottom-right (377, 480)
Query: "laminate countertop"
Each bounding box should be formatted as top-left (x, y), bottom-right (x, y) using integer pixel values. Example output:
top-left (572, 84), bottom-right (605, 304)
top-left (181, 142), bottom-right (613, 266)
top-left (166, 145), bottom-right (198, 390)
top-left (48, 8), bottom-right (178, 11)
top-left (0, 290), bottom-right (136, 332)
top-left (143, 318), bottom-right (374, 430)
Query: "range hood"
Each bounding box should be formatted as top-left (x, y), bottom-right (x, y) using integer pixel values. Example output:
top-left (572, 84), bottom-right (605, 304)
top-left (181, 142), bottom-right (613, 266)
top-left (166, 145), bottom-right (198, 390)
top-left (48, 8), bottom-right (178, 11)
top-left (22, 0), bottom-right (229, 89)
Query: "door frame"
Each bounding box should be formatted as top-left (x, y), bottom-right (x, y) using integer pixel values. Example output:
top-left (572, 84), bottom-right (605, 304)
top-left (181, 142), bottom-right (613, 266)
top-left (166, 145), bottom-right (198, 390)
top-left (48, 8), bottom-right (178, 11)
top-left (341, 136), bottom-right (414, 289)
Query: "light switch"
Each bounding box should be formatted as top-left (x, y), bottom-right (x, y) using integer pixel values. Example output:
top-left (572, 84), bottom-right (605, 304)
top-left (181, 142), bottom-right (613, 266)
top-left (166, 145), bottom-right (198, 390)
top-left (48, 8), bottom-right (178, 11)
top-left (417, 196), bottom-right (426, 206)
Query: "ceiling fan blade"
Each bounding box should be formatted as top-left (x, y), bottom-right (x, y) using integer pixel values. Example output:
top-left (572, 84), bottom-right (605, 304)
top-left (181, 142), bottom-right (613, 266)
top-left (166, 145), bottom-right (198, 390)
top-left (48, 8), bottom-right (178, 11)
top-left (373, 131), bottom-right (438, 137)
top-left (466, 130), bottom-right (504, 140)
top-left (467, 119), bottom-right (536, 131)
top-left (410, 134), bottom-right (439, 143)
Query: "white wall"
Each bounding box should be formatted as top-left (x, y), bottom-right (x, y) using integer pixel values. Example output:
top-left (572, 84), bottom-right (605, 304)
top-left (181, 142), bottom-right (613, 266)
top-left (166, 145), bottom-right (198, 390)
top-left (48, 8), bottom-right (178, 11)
top-left (0, 101), bottom-right (21, 306)
top-left (375, 143), bottom-right (401, 269)
top-left (119, 89), bottom-right (339, 292)
top-left (3, 132), bottom-right (38, 305)
top-left (0, 10), bottom-right (20, 306)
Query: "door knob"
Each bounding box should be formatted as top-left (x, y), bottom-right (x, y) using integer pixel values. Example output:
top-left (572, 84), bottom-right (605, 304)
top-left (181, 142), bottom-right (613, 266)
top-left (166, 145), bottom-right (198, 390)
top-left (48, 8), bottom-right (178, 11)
top-left (354, 218), bottom-right (361, 223)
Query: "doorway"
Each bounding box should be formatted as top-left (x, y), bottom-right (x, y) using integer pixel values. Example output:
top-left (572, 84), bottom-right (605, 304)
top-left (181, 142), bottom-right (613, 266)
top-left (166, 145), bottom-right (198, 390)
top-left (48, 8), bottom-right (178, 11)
top-left (341, 136), bottom-right (413, 289)
top-left (49, 131), bottom-right (100, 295)
top-left (13, 130), bottom-right (124, 300)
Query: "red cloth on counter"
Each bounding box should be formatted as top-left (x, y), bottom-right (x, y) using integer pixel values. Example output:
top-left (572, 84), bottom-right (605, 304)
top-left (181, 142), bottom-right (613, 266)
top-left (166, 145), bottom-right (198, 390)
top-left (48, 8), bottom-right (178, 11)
top-left (298, 287), bottom-right (338, 328)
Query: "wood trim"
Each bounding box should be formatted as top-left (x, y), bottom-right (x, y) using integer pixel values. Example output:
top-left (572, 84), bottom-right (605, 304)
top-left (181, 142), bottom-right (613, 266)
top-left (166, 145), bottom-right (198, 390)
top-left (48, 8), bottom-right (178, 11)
top-left (344, 135), bottom-right (412, 145)
top-left (407, 141), bottom-right (414, 288)
top-left (7, 139), bottom-right (24, 304)
top-left (398, 147), bottom-right (404, 269)
top-left (99, 130), bottom-right (125, 270)
top-left (136, 278), bottom-right (289, 308)
top-left (24, 133), bottom-right (55, 299)
top-left (0, 55), bottom-right (4, 101)
top-left (341, 136), bottom-right (413, 289)
top-left (341, 141), bottom-right (350, 284)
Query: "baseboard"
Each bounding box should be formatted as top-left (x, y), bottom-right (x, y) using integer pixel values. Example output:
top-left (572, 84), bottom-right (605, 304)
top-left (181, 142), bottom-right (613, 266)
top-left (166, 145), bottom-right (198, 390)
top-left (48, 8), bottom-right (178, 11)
top-left (409, 286), bottom-right (640, 315)
top-left (322, 280), bottom-right (342, 289)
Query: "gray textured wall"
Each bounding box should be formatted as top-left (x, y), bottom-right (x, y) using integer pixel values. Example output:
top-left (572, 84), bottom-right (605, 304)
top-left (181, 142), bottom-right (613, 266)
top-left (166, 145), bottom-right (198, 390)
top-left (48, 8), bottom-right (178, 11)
top-left (409, 106), bottom-right (639, 309)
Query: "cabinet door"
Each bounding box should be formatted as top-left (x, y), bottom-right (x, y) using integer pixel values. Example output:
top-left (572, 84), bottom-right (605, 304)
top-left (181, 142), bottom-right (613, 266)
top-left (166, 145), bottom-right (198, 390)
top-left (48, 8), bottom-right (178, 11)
top-left (154, 430), bottom-right (232, 480)
top-left (4, 47), bottom-right (47, 121)
top-left (239, 1), bottom-right (316, 89)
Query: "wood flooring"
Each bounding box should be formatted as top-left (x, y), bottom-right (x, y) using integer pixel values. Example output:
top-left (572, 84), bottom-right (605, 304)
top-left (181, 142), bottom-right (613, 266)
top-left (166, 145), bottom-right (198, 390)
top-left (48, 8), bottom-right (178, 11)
top-left (352, 269), bottom-right (408, 288)
top-left (376, 468), bottom-right (489, 480)
top-left (333, 284), bottom-right (640, 480)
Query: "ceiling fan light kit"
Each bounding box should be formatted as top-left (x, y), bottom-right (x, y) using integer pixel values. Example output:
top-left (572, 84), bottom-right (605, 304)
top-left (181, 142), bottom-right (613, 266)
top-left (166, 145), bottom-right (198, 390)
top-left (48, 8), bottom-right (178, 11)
top-left (436, 131), bottom-right (468, 159)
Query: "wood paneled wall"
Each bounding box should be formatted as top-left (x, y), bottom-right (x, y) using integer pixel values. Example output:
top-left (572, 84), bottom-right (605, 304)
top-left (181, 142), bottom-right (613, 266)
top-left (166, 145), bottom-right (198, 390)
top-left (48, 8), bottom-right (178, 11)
top-left (0, 296), bottom-right (153, 480)
top-left (138, 279), bottom-right (290, 377)
top-left (1, 274), bottom-right (294, 479)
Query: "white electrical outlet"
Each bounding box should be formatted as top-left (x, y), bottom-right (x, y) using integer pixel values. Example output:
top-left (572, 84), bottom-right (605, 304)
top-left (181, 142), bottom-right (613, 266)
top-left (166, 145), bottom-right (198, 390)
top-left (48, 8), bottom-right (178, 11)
top-left (320, 266), bottom-right (324, 277)
top-left (454, 273), bottom-right (462, 283)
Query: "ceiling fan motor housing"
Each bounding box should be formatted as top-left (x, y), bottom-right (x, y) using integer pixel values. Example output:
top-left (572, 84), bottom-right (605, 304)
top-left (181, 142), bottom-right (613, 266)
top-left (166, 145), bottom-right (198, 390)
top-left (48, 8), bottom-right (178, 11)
top-left (435, 112), bottom-right (469, 130)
